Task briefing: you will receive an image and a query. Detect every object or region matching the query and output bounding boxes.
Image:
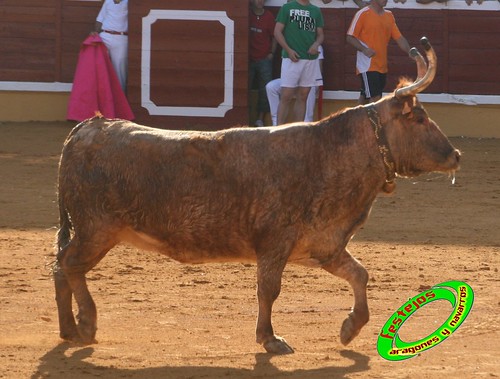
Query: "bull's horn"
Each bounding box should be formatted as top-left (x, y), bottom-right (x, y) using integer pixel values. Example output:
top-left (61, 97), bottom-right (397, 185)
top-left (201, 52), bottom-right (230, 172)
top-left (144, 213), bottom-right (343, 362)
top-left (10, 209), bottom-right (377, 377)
top-left (410, 47), bottom-right (427, 81)
top-left (395, 37), bottom-right (436, 98)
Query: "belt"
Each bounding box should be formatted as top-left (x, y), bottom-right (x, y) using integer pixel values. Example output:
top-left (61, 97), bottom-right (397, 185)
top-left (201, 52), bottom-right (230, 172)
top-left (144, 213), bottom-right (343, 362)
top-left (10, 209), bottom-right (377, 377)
top-left (102, 30), bottom-right (128, 36)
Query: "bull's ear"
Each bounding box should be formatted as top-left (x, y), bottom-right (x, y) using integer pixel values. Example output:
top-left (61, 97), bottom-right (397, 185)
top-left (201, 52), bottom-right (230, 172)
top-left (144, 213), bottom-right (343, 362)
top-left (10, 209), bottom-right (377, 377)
top-left (401, 97), bottom-right (417, 116)
top-left (402, 100), bottom-right (412, 115)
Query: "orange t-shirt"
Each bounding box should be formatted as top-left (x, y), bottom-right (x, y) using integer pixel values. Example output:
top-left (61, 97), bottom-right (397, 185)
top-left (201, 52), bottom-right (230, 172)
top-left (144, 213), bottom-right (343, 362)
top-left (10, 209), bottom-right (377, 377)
top-left (347, 6), bottom-right (402, 74)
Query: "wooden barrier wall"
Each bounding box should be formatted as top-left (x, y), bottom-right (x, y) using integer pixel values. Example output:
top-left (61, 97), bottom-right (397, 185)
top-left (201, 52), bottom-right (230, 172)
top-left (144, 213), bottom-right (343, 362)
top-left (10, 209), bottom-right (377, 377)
top-left (265, 6), bottom-right (500, 96)
top-left (0, 0), bottom-right (100, 83)
top-left (0, 1), bottom-right (498, 129)
top-left (128, 1), bottom-right (249, 129)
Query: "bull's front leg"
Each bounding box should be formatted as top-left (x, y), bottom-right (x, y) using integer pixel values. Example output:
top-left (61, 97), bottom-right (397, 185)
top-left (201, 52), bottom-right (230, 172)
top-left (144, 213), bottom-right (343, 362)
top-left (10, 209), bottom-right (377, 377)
top-left (322, 249), bottom-right (369, 345)
top-left (255, 255), bottom-right (294, 355)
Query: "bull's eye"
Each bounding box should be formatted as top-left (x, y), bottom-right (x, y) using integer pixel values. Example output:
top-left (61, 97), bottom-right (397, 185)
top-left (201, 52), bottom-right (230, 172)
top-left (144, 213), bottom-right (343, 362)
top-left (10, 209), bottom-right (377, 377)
top-left (416, 116), bottom-right (426, 124)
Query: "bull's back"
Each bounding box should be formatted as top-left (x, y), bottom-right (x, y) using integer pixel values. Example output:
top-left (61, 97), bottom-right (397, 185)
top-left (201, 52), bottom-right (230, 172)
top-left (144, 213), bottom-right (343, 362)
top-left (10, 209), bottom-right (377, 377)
top-left (58, 117), bottom-right (372, 264)
top-left (59, 118), bottom-right (222, 205)
top-left (59, 118), bottom-right (324, 212)
top-left (58, 119), bottom-right (280, 261)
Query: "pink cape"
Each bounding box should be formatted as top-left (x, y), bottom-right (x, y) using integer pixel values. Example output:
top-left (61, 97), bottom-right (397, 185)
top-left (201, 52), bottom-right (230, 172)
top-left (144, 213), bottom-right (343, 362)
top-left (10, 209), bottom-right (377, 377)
top-left (67, 35), bottom-right (134, 121)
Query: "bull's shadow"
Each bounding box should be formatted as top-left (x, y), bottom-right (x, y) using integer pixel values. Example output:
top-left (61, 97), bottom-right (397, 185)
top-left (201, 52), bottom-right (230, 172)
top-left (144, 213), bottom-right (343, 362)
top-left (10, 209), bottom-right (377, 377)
top-left (31, 342), bottom-right (370, 379)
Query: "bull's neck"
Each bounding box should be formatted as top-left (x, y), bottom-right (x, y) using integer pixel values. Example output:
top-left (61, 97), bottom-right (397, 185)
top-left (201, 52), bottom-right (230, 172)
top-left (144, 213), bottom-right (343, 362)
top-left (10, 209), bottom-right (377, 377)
top-left (365, 105), bottom-right (396, 194)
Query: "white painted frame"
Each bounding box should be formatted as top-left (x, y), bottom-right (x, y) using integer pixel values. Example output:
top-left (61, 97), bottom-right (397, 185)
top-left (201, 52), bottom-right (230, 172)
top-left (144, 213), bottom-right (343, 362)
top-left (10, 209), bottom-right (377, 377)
top-left (141, 10), bottom-right (234, 117)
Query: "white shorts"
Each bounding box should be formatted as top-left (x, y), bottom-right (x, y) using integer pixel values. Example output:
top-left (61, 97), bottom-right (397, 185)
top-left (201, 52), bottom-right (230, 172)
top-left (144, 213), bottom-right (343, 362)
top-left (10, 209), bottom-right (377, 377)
top-left (280, 58), bottom-right (323, 88)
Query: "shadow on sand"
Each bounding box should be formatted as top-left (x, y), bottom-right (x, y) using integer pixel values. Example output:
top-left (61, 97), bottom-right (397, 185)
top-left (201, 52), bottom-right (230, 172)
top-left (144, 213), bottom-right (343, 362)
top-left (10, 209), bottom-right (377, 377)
top-left (31, 342), bottom-right (370, 379)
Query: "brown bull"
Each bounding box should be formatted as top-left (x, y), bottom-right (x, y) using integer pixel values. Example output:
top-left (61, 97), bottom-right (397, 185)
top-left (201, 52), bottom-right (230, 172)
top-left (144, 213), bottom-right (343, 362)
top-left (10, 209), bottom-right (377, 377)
top-left (54, 38), bottom-right (460, 354)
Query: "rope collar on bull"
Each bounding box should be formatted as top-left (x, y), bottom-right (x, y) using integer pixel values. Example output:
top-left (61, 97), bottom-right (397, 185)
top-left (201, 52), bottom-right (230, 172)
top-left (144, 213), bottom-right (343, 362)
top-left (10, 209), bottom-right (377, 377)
top-left (365, 37), bottom-right (437, 195)
top-left (365, 105), bottom-right (396, 194)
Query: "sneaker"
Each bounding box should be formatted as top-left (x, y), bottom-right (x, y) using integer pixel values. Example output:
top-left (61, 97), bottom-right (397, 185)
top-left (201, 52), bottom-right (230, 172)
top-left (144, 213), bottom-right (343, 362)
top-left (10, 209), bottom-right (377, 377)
top-left (254, 119), bottom-right (264, 127)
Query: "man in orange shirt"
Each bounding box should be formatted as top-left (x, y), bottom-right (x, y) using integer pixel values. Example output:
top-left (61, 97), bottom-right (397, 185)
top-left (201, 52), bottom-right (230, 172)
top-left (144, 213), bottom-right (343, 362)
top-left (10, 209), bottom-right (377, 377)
top-left (346, 0), bottom-right (411, 104)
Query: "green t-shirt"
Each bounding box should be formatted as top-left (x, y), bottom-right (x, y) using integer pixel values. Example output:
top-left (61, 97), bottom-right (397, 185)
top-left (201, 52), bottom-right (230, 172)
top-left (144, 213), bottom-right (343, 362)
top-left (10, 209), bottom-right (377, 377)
top-left (276, 1), bottom-right (324, 60)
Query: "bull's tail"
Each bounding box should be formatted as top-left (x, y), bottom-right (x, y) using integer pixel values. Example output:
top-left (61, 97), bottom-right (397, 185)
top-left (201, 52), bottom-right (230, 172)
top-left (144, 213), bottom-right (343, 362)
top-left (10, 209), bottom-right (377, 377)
top-left (52, 178), bottom-right (72, 276)
top-left (55, 119), bottom-right (91, 255)
top-left (56, 194), bottom-right (72, 255)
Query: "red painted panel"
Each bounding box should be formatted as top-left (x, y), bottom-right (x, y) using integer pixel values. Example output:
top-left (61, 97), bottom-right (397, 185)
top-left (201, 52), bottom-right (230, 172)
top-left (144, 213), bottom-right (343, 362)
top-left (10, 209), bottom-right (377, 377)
top-left (148, 19), bottom-right (225, 107)
top-left (128, 0), bottom-right (249, 130)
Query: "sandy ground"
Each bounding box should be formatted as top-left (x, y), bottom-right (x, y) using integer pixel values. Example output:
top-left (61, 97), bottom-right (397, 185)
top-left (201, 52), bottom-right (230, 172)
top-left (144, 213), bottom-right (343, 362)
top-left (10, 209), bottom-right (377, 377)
top-left (0, 121), bottom-right (499, 379)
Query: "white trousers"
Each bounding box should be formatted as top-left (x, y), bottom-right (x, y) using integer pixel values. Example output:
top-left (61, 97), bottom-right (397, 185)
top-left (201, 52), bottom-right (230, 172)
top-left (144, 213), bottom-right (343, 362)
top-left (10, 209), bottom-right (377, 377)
top-left (266, 78), bottom-right (319, 126)
top-left (100, 32), bottom-right (128, 91)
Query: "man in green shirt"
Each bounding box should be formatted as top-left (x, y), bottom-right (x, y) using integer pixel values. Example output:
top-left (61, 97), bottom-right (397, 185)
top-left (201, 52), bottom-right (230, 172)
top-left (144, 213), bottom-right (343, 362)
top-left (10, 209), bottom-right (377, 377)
top-left (274, 0), bottom-right (325, 124)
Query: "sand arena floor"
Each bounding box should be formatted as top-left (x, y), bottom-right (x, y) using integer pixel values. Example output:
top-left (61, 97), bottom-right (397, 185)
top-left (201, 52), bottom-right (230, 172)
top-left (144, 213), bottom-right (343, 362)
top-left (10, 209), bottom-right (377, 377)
top-left (0, 121), bottom-right (498, 378)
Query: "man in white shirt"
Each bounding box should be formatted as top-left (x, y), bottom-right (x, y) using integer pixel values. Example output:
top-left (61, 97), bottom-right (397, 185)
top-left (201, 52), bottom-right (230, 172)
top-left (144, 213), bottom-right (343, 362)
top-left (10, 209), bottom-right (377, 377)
top-left (93, 0), bottom-right (129, 91)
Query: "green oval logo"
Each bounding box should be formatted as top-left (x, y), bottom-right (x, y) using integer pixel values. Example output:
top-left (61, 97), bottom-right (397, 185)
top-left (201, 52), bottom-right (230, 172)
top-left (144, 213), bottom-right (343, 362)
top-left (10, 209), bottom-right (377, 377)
top-left (377, 280), bottom-right (474, 361)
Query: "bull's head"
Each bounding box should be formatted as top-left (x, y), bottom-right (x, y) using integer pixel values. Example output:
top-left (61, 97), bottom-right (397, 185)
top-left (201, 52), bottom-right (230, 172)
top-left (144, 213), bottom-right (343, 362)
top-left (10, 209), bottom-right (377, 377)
top-left (378, 37), bottom-right (460, 190)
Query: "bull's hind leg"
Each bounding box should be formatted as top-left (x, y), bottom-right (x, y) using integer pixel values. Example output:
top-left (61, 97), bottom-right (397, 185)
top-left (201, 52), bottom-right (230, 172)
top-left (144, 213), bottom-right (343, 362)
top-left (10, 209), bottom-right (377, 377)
top-left (53, 262), bottom-right (78, 340)
top-left (322, 249), bottom-right (369, 345)
top-left (56, 233), bottom-right (115, 344)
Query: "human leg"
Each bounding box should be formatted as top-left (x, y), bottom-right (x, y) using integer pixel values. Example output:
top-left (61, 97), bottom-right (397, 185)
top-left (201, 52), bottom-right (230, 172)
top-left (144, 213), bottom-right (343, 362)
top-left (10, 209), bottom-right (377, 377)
top-left (293, 86), bottom-right (311, 123)
top-left (277, 59), bottom-right (300, 125)
top-left (359, 72), bottom-right (385, 104)
top-left (266, 79), bottom-right (282, 126)
top-left (277, 87), bottom-right (296, 125)
top-left (304, 86), bottom-right (318, 122)
top-left (101, 33), bottom-right (128, 92)
top-left (299, 59), bottom-right (321, 121)
top-left (248, 61), bottom-right (258, 124)
top-left (256, 59), bottom-right (273, 125)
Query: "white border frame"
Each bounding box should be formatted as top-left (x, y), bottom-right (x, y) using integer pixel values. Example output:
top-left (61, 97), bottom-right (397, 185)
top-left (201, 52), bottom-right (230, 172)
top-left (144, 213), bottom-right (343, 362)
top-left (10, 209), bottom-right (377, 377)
top-left (0, 82), bottom-right (72, 92)
top-left (321, 91), bottom-right (500, 105)
top-left (0, 82), bottom-right (496, 106)
top-left (141, 10), bottom-right (234, 117)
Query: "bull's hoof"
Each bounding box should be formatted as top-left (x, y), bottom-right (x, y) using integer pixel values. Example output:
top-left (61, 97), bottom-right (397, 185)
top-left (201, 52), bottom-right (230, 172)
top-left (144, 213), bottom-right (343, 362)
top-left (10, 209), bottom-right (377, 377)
top-left (59, 320), bottom-right (79, 342)
top-left (60, 330), bottom-right (80, 342)
top-left (76, 322), bottom-right (97, 345)
top-left (263, 336), bottom-right (295, 355)
top-left (60, 328), bottom-right (96, 345)
top-left (77, 334), bottom-right (98, 345)
top-left (340, 313), bottom-right (362, 346)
